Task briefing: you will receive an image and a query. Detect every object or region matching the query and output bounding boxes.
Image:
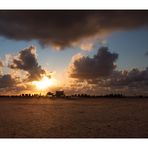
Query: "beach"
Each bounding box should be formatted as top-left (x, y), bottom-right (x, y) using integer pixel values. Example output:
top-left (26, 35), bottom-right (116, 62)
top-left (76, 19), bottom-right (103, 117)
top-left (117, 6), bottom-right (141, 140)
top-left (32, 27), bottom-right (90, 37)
top-left (0, 97), bottom-right (148, 138)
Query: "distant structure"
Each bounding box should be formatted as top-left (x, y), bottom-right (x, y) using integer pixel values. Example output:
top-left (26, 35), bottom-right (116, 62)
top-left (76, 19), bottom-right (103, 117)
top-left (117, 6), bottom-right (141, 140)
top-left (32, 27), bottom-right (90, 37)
top-left (55, 90), bottom-right (65, 97)
top-left (46, 90), bottom-right (65, 98)
top-left (46, 92), bottom-right (54, 97)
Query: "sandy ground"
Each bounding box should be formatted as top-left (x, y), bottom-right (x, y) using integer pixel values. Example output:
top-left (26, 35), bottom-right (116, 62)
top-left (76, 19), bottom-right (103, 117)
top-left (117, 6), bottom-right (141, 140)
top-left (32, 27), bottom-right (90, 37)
top-left (0, 97), bottom-right (148, 138)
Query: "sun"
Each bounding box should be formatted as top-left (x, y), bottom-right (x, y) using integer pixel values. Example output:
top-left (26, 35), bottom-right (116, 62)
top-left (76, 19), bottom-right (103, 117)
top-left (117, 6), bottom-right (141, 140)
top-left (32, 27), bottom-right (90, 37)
top-left (32, 76), bottom-right (57, 90)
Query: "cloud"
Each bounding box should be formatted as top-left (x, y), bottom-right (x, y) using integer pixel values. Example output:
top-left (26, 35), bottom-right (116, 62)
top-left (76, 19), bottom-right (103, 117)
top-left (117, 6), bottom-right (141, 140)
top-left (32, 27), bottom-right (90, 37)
top-left (0, 60), bottom-right (3, 67)
top-left (145, 51), bottom-right (148, 56)
top-left (0, 60), bottom-right (4, 75)
top-left (0, 59), bottom-right (19, 92)
top-left (8, 46), bottom-right (46, 81)
top-left (0, 11), bottom-right (148, 49)
top-left (0, 73), bottom-right (35, 95)
top-left (0, 74), bottom-right (17, 89)
top-left (67, 67), bottom-right (148, 95)
top-left (80, 42), bottom-right (94, 51)
top-left (67, 46), bottom-right (148, 95)
top-left (98, 68), bottom-right (148, 95)
top-left (68, 46), bottom-right (118, 79)
top-left (109, 68), bottom-right (148, 88)
top-left (0, 46), bottom-right (54, 94)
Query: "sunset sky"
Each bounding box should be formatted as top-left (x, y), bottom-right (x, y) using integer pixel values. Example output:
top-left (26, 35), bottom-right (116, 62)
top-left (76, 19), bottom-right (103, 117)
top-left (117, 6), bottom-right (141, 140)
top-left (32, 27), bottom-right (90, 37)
top-left (0, 11), bottom-right (148, 95)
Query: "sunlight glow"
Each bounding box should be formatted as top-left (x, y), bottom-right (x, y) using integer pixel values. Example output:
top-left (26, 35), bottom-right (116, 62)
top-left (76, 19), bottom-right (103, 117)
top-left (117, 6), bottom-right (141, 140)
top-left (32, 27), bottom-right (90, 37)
top-left (32, 76), bottom-right (57, 90)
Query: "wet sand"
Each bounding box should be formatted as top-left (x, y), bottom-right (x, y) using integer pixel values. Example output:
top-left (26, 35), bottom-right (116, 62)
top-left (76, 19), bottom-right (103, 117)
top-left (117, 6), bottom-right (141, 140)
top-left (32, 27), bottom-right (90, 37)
top-left (0, 97), bottom-right (148, 138)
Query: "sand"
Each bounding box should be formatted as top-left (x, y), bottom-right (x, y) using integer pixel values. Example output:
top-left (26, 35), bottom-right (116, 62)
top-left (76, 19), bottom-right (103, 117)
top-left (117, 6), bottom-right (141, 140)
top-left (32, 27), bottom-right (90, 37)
top-left (0, 97), bottom-right (148, 138)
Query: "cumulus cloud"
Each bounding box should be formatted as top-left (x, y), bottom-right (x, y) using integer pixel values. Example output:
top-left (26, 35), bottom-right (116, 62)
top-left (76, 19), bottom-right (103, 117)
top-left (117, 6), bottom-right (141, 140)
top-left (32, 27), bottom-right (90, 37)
top-left (68, 46), bottom-right (118, 79)
top-left (96, 68), bottom-right (148, 95)
top-left (0, 74), bottom-right (16, 89)
top-left (0, 74), bottom-right (35, 95)
top-left (67, 67), bottom-right (148, 95)
top-left (8, 46), bottom-right (46, 81)
top-left (0, 46), bottom-right (54, 94)
top-left (0, 11), bottom-right (148, 49)
top-left (0, 59), bottom-right (19, 93)
top-left (109, 68), bottom-right (148, 87)
top-left (67, 46), bottom-right (148, 95)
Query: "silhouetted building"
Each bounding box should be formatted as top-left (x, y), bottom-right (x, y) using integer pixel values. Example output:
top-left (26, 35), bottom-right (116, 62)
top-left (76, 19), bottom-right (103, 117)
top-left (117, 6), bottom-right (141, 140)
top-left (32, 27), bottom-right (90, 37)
top-left (46, 92), bottom-right (54, 97)
top-left (55, 91), bottom-right (65, 97)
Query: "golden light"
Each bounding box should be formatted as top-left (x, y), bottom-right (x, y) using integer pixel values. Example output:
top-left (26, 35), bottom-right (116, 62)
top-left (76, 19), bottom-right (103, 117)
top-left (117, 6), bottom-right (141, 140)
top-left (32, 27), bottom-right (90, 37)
top-left (32, 76), bottom-right (57, 90)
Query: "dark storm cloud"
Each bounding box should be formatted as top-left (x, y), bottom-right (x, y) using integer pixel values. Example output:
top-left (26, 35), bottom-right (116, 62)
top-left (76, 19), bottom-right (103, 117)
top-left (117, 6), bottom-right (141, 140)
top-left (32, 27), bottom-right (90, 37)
top-left (0, 74), bottom-right (16, 89)
top-left (0, 11), bottom-right (148, 49)
top-left (8, 46), bottom-right (46, 81)
top-left (68, 46), bottom-right (118, 79)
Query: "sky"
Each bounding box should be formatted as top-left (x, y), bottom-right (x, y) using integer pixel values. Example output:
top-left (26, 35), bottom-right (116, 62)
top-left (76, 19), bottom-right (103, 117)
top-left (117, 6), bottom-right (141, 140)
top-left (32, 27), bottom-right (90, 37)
top-left (0, 10), bottom-right (148, 95)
